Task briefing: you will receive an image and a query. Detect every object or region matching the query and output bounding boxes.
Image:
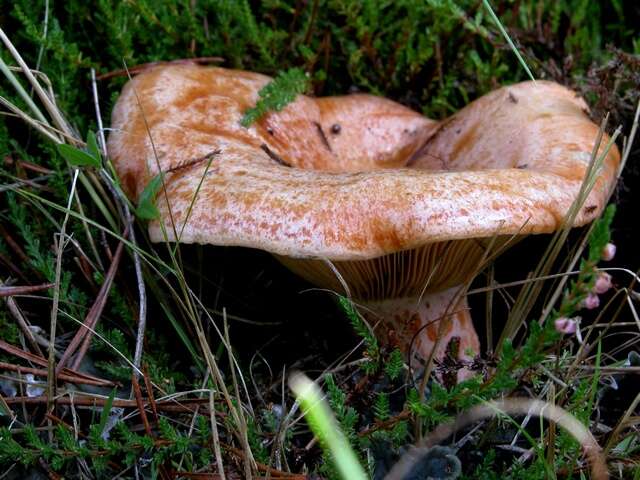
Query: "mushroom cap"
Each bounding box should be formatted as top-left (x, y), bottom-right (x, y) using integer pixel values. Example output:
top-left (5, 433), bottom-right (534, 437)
top-left (107, 65), bottom-right (620, 263)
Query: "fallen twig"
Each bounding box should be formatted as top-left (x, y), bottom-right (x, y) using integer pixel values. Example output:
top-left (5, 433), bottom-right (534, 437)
top-left (0, 361), bottom-right (118, 387)
top-left (1, 282), bottom-right (45, 356)
top-left (4, 395), bottom-right (215, 413)
top-left (0, 282), bottom-right (54, 297)
top-left (56, 229), bottom-right (127, 374)
top-left (132, 372), bottom-right (154, 437)
top-left (385, 398), bottom-right (608, 480)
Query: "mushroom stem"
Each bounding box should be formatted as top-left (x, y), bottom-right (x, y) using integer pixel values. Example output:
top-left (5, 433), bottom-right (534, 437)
top-left (363, 286), bottom-right (480, 382)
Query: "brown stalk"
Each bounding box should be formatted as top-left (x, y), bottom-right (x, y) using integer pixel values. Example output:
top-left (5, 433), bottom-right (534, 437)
top-left (56, 229), bottom-right (126, 374)
top-left (1, 285), bottom-right (44, 356)
top-left (4, 395), bottom-right (216, 413)
top-left (0, 224), bottom-right (29, 264)
top-left (0, 282), bottom-right (53, 297)
top-left (0, 361), bottom-right (118, 387)
top-left (132, 372), bottom-right (154, 437)
top-left (0, 339), bottom-right (117, 385)
top-left (73, 256), bottom-right (98, 289)
top-left (38, 458), bottom-right (63, 480)
top-left (45, 413), bottom-right (87, 438)
top-left (0, 338), bottom-right (48, 365)
top-left (0, 251), bottom-right (28, 281)
top-left (15, 158), bottom-right (54, 174)
top-left (358, 409), bottom-right (411, 438)
top-left (142, 364), bottom-right (159, 423)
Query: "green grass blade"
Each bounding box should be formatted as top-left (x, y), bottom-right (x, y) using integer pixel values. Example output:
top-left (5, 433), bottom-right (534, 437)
top-left (482, 0), bottom-right (536, 82)
top-left (289, 372), bottom-right (368, 480)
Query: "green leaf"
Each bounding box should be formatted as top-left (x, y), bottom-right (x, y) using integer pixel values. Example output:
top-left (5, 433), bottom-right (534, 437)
top-left (86, 131), bottom-right (102, 161)
top-left (136, 173), bottom-right (164, 220)
top-left (98, 388), bottom-right (117, 436)
top-left (56, 143), bottom-right (101, 168)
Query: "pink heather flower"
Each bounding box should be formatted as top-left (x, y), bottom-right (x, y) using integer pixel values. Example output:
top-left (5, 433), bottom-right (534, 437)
top-left (582, 293), bottom-right (600, 310)
top-left (602, 243), bottom-right (616, 261)
top-left (594, 272), bottom-right (612, 294)
top-left (555, 317), bottom-right (577, 334)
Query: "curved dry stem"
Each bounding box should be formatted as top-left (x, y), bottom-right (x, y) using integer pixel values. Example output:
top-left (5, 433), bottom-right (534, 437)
top-left (385, 397), bottom-right (608, 480)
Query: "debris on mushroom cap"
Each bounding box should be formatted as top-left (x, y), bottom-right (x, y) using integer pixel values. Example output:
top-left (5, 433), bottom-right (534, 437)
top-left (313, 95), bottom-right (439, 169)
top-left (107, 65), bottom-right (620, 262)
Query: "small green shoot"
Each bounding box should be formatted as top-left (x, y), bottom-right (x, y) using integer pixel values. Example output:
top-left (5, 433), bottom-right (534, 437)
top-left (86, 131), bottom-right (101, 161)
top-left (337, 295), bottom-right (379, 372)
top-left (385, 348), bottom-right (405, 380)
top-left (136, 173), bottom-right (164, 220)
top-left (97, 388), bottom-right (117, 436)
top-left (289, 372), bottom-right (368, 480)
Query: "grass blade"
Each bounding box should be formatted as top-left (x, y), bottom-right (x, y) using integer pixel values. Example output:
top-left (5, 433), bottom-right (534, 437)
top-left (289, 372), bottom-right (368, 480)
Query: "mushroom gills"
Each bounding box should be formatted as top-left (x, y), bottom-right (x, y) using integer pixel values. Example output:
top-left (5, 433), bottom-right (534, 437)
top-left (276, 236), bottom-right (513, 380)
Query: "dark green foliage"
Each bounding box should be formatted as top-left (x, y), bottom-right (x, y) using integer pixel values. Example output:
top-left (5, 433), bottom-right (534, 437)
top-left (4, 0), bottom-right (636, 128)
top-left (324, 374), bottom-right (359, 444)
top-left (0, 420), bottom-right (164, 477)
top-left (338, 295), bottom-right (379, 373)
top-left (241, 68), bottom-right (310, 126)
top-left (384, 348), bottom-right (404, 381)
top-left (373, 392), bottom-right (390, 422)
top-left (246, 412), bottom-right (270, 464)
top-left (0, 309), bottom-right (20, 348)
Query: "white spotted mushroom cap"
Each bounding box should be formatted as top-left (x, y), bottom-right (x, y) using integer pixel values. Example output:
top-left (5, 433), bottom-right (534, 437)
top-left (107, 65), bottom-right (620, 262)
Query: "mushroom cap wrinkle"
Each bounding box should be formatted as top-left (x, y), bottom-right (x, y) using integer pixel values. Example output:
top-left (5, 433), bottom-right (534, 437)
top-left (108, 64), bottom-right (619, 263)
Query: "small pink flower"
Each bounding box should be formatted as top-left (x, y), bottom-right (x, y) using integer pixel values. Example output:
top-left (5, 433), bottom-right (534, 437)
top-left (602, 243), bottom-right (616, 261)
top-left (582, 293), bottom-right (600, 310)
top-left (594, 272), bottom-right (612, 294)
top-left (555, 317), bottom-right (577, 334)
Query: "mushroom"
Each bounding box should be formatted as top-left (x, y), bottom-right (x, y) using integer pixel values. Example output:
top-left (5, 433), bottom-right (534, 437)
top-left (107, 65), bottom-right (620, 380)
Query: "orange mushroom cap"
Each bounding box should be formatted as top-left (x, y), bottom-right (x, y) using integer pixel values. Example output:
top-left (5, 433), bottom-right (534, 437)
top-left (107, 64), bottom-right (620, 377)
top-left (108, 65), bottom-right (619, 263)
